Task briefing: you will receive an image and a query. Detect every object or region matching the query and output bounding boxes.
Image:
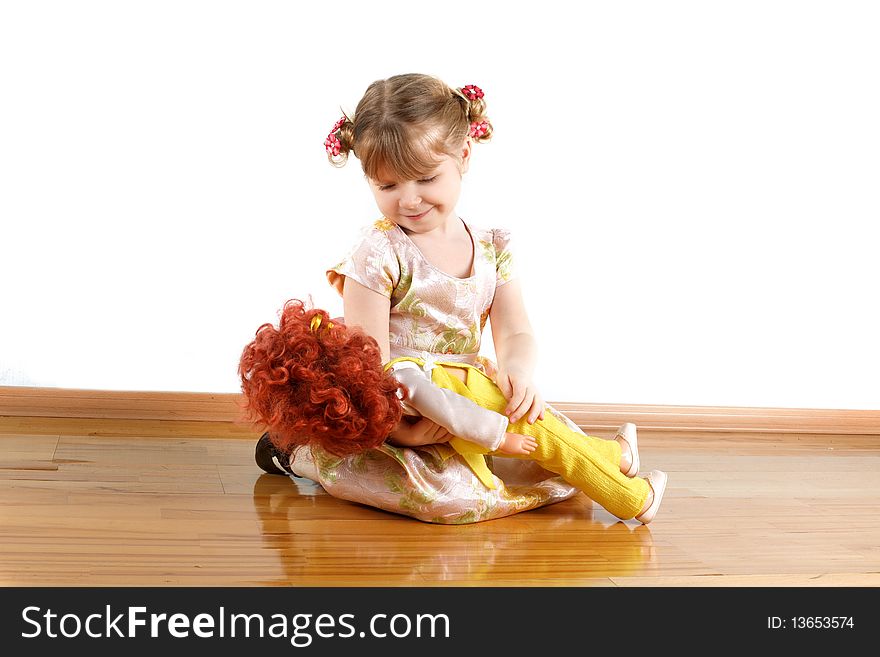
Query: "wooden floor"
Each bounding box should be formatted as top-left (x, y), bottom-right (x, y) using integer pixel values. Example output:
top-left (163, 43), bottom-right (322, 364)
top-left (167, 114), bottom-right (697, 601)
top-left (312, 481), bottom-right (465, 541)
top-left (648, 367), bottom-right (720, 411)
top-left (1, 417), bottom-right (878, 587)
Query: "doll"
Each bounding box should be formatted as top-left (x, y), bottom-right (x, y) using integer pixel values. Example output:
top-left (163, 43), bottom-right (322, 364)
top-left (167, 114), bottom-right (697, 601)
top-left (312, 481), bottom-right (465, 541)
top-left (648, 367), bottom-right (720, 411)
top-left (239, 300), bottom-right (667, 523)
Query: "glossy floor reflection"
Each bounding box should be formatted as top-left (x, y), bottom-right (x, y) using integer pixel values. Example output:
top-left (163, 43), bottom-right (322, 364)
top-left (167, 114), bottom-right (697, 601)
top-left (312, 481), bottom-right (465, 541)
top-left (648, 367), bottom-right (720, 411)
top-left (252, 473), bottom-right (658, 585)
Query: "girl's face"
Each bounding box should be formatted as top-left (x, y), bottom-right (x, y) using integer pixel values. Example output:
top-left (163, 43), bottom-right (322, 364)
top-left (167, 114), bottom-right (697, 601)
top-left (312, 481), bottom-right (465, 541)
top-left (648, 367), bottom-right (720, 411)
top-left (367, 142), bottom-right (471, 235)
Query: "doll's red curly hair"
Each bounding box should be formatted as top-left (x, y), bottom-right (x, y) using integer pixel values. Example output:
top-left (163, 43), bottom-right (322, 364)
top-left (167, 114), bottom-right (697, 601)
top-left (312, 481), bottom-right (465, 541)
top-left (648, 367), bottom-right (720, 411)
top-left (238, 299), bottom-right (403, 457)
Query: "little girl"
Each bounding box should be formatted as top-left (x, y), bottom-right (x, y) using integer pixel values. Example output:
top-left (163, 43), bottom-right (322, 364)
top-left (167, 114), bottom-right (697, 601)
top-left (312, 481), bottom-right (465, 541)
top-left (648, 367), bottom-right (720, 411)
top-left (252, 72), bottom-right (665, 524)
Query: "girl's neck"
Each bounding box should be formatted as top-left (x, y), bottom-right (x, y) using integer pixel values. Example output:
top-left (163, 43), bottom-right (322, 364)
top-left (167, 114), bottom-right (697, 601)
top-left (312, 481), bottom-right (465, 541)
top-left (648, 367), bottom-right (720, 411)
top-left (398, 214), bottom-right (463, 240)
top-left (401, 216), bottom-right (474, 279)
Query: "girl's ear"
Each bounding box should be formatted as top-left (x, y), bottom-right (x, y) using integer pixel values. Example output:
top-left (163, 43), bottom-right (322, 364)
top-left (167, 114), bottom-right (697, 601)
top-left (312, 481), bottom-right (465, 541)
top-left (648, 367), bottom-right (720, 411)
top-left (459, 140), bottom-right (472, 174)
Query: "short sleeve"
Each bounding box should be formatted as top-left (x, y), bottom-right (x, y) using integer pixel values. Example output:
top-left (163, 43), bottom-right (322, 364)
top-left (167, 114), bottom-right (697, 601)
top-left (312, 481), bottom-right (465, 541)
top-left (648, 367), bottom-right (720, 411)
top-left (492, 228), bottom-right (516, 286)
top-left (327, 220), bottom-right (400, 298)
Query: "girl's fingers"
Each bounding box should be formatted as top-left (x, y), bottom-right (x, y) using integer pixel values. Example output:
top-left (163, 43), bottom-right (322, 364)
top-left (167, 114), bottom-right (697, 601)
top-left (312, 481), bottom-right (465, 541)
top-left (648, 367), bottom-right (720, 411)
top-left (505, 382), bottom-right (528, 418)
top-left (498, 375), bottom-right (513, 400)
top-left (526, 395), bottom-right (545, 424)
top-left (508, 399), bottom-right (527, 424)
top-left (508, 392), bottom-right (534, 424)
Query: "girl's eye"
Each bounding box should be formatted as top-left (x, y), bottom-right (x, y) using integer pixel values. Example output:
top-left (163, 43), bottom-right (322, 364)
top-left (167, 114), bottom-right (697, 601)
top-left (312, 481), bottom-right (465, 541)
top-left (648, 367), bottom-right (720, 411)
top-left (377, 176), bottom-right (434, 191)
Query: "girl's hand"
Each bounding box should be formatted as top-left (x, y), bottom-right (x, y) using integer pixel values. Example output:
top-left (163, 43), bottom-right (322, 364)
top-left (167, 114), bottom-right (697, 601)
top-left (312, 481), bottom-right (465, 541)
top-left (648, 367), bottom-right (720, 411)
top-left (498, 432), bottom-right (537, 456)
top-left (387, 417), bottom-right (452, 447)
top-left (496, 366), bottom-right (545, 425)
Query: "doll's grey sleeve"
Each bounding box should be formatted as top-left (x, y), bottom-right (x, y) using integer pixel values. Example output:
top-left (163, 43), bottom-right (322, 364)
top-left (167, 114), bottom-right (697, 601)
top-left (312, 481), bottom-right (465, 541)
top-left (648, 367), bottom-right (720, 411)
top-left (391, 364), bottom-right (508, 452)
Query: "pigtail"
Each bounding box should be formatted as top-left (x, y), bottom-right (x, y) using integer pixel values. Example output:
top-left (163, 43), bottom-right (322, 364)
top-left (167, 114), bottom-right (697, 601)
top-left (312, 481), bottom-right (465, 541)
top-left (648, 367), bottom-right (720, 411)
top-left (459, 84), bottom-right (493, 143)
top-left (335, 118), bottom-right (355, 160)
top-left (324, 112), bottom-right (355, 167)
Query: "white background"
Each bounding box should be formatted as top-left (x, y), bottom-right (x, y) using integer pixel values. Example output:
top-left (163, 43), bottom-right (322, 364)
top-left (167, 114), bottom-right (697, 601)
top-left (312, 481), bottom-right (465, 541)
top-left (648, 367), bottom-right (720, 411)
top-left (1, 1), bottom-right (878, 409)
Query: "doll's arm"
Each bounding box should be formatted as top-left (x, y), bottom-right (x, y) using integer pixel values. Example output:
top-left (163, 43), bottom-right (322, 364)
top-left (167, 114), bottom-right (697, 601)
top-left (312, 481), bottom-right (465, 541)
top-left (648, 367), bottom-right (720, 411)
top-left (392, 367), bottom-right (508, 452)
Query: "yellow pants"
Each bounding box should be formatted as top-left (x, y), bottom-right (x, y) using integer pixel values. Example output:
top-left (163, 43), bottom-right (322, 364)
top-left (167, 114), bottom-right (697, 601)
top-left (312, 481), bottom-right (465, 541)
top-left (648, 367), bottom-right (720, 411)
top-left (413, 359), bottom-right (650, 520)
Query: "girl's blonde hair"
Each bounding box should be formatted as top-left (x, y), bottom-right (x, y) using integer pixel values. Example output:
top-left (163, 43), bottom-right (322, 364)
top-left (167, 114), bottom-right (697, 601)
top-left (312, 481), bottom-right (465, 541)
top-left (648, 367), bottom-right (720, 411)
top-left (328, 73), bottom-right (492, 181)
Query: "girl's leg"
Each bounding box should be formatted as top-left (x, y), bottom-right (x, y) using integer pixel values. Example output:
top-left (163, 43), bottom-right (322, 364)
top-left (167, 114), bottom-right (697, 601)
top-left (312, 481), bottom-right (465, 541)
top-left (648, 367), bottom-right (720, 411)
top-left (255, 432), bottom-right (295, 475)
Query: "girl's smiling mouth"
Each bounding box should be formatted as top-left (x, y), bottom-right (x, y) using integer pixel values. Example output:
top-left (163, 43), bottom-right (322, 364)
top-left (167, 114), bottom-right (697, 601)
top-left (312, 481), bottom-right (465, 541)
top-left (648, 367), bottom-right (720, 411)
top-left (402, 208), bottom-right (431, 220)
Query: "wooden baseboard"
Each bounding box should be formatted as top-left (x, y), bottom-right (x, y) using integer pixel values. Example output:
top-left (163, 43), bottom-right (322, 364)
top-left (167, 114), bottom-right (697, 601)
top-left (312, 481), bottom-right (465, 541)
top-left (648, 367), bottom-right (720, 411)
top-left (0, 386), bottom-right (244, 422)
top-left (549, 402), bottom-right (880, 435)
top-left (2, 386), bottom-right (879, 436)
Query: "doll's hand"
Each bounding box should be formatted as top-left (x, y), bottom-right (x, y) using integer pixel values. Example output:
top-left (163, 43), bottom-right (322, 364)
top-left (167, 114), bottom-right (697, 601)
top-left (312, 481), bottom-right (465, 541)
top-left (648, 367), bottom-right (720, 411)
top-left (496, 366), bottom-right (545, 425)
top-left (387, 417), bottom-right (452, 447)
top-left (498, 432), bottom-right (537, 456)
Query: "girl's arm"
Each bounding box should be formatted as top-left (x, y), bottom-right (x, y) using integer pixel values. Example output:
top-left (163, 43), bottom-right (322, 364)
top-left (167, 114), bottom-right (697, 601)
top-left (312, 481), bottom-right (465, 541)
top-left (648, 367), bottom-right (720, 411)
top-left (387, 416), bottom-right (453, 447)
top-left (342, 277), bottom-right (391, 362)
top-left (489, 279), bottom-right (545, 425)
top-left (342, 277), bottom-right (454, 447)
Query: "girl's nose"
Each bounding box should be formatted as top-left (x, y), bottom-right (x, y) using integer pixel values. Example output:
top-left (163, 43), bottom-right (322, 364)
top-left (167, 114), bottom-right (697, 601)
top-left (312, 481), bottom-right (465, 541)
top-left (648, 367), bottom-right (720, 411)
top-left (400, 194), bottom-right (422, 209)
top-left (399, 186), bottom-right (421, 209)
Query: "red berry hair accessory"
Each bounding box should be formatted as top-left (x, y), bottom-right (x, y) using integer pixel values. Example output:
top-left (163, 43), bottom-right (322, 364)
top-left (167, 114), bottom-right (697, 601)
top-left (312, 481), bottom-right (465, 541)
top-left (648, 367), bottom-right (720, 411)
top-left (324, 116), bottom-right (346, 157)
top-left (469, 121), bottom-right (489, 139)
top-left (461, 84), bottom-right (484, 101)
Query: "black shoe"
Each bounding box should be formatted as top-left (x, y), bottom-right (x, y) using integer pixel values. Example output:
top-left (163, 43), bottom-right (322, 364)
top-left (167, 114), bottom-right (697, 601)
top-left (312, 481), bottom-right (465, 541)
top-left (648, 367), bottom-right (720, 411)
top-left (255, 432), bottom-right (294, 475)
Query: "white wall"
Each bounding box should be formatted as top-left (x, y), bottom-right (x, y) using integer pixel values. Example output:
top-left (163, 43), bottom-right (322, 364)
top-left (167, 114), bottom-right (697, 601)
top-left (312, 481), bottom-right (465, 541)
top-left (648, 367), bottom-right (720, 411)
top-left (1, 1), bottom-right (877, 409)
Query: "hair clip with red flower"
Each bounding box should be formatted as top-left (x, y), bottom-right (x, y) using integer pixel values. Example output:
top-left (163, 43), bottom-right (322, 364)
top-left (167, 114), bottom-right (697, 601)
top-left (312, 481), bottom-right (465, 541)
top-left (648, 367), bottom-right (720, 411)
top-left (461, 84), bottom-right (484, 101)
top-left (324, 116), bottom-right (347, 157)
top-left (469, 121), bottom-right (489, 139)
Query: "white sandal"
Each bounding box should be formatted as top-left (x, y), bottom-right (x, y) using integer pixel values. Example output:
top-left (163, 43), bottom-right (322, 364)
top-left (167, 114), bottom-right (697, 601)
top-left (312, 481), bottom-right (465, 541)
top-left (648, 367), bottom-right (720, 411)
top-left (615, 422), bottom-right (640, 478)
top-left (635, 470), bottom-right (668, 524)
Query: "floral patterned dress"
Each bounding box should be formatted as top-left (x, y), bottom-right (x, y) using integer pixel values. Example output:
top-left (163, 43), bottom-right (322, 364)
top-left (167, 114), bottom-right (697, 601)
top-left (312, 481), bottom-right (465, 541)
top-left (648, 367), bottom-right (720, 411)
top-left (286, 218), bottom-right (581, 524)
top-left (326, 217), bottom-right (512, 365)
